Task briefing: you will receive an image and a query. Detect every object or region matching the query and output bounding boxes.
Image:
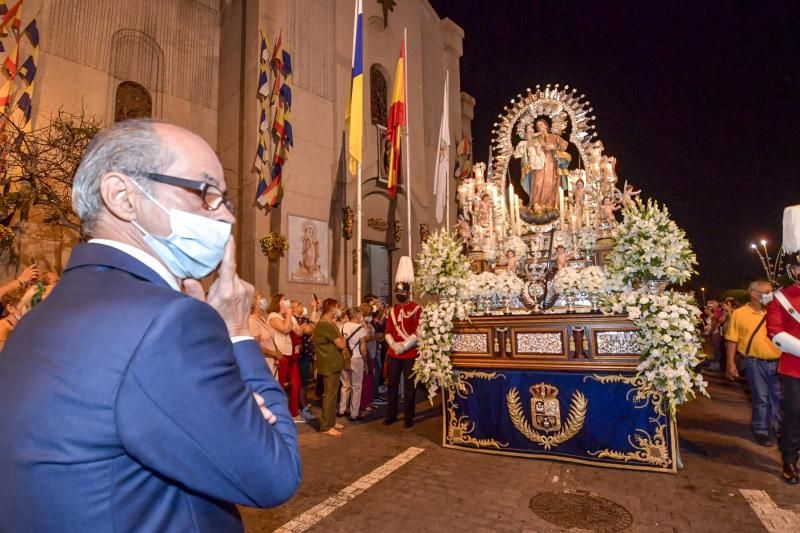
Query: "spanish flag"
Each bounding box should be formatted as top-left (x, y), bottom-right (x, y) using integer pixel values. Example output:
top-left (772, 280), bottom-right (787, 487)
top-left (346, 0), bottom-right (363, 175)
top-left (385, 37), bottom-right (405, 198)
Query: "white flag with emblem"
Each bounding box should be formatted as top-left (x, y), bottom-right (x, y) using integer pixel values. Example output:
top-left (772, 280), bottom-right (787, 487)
top-left (433, 71), bottom-right (450, 224)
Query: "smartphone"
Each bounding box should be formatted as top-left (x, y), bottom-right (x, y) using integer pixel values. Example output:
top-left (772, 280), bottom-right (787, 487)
top-left (312, 293), bottom-right (319, 304)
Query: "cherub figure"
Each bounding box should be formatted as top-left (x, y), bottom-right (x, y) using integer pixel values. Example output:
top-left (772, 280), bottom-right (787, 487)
top-left (505, 249), bottom-right (518, 274)
top-left (621, 182), bottom-right (641, 208)
top-left (457, 215), bottom-right (472, 249)
top-left (478, 193), bottom-right (493, 227)
top-left (572, 178), bottom-right (585, 215)
top-left (596, 196), bottom-right (621, 227)
top-left (555, 245), bottom-right (569, 270)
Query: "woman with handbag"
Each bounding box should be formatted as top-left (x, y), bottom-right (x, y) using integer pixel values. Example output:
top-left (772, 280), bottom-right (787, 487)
top-left (312, 298), bottom-right (347, 436)
top-left (338, 306), bottom-right (369, 422)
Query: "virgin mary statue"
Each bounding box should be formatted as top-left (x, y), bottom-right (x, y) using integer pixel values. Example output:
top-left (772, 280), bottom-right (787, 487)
top-left (514, 116), bottom-right (568, 223)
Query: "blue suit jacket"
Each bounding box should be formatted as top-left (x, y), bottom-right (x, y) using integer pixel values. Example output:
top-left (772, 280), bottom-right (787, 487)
top-left (0, 243), bottom-right (301, 532)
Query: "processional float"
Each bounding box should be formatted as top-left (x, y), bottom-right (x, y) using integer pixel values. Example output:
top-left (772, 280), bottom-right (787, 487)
top-left (444, 85), bottom-right (678, 473)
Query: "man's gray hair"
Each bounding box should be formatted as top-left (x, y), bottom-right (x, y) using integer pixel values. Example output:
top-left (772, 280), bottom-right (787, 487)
top-left (72, 119), bottom-right (175, 235)
top-left (749, 280), bottom-right (771, 292)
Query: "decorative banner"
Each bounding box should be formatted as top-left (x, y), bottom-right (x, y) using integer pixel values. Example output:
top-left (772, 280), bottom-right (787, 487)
top-left (443, 369), bottom-right (677, 473)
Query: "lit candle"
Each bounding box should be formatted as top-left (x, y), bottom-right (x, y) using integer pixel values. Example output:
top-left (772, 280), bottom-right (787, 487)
top-left (511, 191), bottom-right (519, 236)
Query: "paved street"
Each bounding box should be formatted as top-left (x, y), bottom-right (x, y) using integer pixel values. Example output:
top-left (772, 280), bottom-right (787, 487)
top-left (241, 373), bottom-right (800, 532)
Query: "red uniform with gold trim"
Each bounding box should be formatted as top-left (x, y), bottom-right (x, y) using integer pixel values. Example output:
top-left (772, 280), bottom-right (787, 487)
top-left (385, 301), bottom-right (421, 360)
top-left (766, 284), bottom-right (800, 378)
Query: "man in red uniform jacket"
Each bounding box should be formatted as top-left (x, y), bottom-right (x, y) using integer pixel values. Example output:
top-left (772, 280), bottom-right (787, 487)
top-left (766, 204), bottom-right (800, 484)
top-left (383, 256), bottom-right (421, 428)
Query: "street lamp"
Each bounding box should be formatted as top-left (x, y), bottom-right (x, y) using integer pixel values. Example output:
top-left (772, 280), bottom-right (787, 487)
top-left (750, 239), bottom-right (784, 284)
top-left (700, 286), bottom-right (706, 306)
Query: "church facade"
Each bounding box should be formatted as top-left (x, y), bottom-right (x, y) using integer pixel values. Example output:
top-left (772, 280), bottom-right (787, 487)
top-left (17, 0), bottom-right (474, 304)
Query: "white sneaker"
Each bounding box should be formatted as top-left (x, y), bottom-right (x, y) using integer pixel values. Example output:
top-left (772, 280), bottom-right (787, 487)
top-left (293, 416), bottom-right (306, 424)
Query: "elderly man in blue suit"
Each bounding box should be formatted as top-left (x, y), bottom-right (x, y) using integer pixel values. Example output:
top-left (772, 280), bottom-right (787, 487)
top-left (0, 120), bottom-right (302, 531)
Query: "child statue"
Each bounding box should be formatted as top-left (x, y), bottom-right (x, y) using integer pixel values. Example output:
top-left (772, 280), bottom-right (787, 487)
top-left (596, 196), bottom-right (621, 228)
top-left (555, 245), bottom-right (569, 271)
top-left (505, 249), bottom-right (518, 274)
top-left (621, 182), bottom-right (641, 208)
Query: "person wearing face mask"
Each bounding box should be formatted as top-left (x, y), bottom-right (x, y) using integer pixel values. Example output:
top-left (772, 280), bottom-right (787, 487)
top-left (312, 298), bottom-right (347, 436)
top-left (338, 306), bottom-right (369, 422)
top-left (383, 257), bottom-right (422, 428)
top-left (248, 292), bottom-right (282, 376)
top-left (363, 294), bottom-right (388, 405)
top-left (767, 204), bottom-right (800, 484)
top-left (724, 280), bottom-right (782, 447)
top-left (290, 300), bottom-right (316, 422)
top-left (0, 120), bottom-right (301, 531)
top-left (265, 293), bottom-right (304, 421)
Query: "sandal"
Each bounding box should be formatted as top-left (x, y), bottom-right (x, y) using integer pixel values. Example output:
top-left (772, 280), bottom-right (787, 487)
top-left (323, 428), bottom-right (342, 436)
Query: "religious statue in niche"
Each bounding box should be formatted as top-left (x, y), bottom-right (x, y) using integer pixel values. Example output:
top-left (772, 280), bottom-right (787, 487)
top-left (513, 116), bottom-right (568, 224)
top-left (300, 222), bottom-right (320, 275)
top-left (288, 215), bottom-right (329, 284)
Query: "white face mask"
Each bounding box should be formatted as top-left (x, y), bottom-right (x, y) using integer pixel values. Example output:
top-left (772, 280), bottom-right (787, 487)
top-left (258, 298), bottom-right (268, 310)
top-left (132, 182), bottom-right (231, 279)
top-left (301, 306), bottom-right (309, 317)
top-left (760, 292), bottom-right (773, 305)
top-left (371, 305), bottom-right (378, 314)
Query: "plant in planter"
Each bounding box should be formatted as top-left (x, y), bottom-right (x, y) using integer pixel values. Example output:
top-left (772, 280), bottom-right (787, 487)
top-left (260, 232), bottom-right (288, 260)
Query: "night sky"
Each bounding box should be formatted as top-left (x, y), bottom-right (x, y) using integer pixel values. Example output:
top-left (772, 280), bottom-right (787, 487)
top-left (429, 0), bottom-right (800, 296)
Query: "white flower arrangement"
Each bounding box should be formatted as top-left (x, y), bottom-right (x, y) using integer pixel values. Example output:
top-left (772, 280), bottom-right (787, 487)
top-left (551, 230), bottom-right (573, 252)
top-left (476, 271), bottom-right (498, 297)
top-left (494, 271), bottom-right (525, 299)
top-left (578, 265), bottom-right (606, 293)
top-left (605, 198), bottom-right (697, 286)
top-left (576, 227), bottom-right (597, 252)
top-left (503, 236), bottom-right (529, 259)
top-left (553, 267), bottom-right (582, 296)
top-left (415, 228), bottom-right (472, 297)
top-left (412, 229), bottom-right (474, 399)
top-left (602, 289), bottom-right (707, 414)
top-left (413, 298), bottom-right (472, 400)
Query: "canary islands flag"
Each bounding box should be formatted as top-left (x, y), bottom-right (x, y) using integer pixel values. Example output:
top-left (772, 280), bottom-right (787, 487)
top-left (346, 0), bottom-right (363, 175)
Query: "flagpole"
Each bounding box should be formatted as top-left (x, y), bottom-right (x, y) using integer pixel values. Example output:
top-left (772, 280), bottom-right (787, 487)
top-left (442, 70), bottom-right (451, 231)
top-left (356, 161), bottom-right (362, 304)
top-left (402, 28), bottom-right (412, 259)
top-left (445, 100), bottom-right (450, 232)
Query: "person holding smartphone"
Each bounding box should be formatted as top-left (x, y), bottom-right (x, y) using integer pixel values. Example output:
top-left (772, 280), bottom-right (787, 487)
top-left (266, 293), bottom-right (303, 420)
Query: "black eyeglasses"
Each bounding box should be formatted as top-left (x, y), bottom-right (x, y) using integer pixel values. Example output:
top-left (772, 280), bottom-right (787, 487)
top-left (123, 170), bottom-right (235, 215)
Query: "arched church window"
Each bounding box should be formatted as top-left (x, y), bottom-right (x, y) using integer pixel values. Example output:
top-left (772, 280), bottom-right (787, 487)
top-left (114, 81), bottom-right (152, 122)
top-left (370, 65), bottom-right (388, 126)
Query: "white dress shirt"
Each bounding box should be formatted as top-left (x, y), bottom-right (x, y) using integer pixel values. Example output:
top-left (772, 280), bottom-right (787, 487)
top-left (89, 238), bottom-right (180, 291)
top-left (88, 239), bottom-right (252, 343)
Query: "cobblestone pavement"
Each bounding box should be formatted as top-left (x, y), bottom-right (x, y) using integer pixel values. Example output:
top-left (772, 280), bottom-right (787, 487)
top-left (240, 373), bottom-right (800, 532)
